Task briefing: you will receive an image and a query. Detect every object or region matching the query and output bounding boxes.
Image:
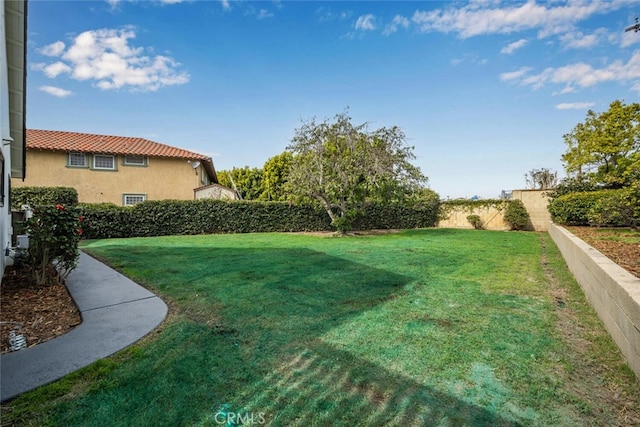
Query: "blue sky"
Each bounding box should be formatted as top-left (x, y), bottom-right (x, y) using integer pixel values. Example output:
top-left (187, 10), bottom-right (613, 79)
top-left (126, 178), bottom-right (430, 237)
top-left (26, 0), bottom-right (640, 199)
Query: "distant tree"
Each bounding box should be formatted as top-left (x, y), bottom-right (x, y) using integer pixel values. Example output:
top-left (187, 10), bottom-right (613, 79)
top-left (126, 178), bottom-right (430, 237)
top-left (261, 151), bottom-right (293, 201)
top-left (562, 100), bottom-right (640, 188)
top-left (217, 166), bottom-right (264, 200)
top-left (525, 168), bottom-right (558, 190)
top-left (286, 110), bottom-right (428, 233)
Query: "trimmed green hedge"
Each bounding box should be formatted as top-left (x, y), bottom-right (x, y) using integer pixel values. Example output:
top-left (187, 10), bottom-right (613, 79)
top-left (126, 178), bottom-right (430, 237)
top-left (12, 187), bottom-right (78, 210)
top-left (79, 199), bottom-right (441, 239)
top-left (548, 189), bottom-right (640, 227)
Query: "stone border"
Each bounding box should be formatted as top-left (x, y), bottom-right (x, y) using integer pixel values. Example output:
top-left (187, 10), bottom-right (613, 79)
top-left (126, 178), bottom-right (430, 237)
top-left (548, 223), bottom-right (640, 379)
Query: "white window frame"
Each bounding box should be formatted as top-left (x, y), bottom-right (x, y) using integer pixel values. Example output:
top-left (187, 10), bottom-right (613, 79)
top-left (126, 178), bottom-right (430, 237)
top-left (93, 154), bottom-right (116, 170)
top-left (123, 194), bottom-right (146, 206)
top-left (68, 152), bottom-right (87, 168)
top-left (123, 155), bottom-right (147, 166)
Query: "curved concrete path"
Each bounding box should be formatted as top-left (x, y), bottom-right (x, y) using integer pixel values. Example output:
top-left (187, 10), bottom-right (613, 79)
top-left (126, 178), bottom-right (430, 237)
top-left (1, 251), bottom-right (168, 402)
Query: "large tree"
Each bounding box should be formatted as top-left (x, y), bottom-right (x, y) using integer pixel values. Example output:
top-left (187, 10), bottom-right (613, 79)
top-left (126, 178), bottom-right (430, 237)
top-left (286, 111), bottom-right (428, 232)
top-left (562, 100), bottom-right (640, 188)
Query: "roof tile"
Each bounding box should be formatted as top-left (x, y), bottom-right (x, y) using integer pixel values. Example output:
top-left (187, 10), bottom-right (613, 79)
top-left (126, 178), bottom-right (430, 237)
top-left (26, 129), bottom-right (210, 161)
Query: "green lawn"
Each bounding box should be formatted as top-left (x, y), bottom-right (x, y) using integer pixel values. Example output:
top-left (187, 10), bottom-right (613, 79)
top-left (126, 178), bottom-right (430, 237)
top-left (4, 229), bottom-right (638, 426)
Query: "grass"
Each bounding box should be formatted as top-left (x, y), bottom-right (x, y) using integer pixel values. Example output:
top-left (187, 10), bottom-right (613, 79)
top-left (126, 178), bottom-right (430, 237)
top-left (2, 229), bottom-right (638, 426)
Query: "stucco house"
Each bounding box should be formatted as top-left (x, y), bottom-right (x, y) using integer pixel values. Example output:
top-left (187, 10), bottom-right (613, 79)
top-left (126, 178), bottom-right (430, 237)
top-left (13, 129), bottom-right (237, 205)
top-left (1, 0), bottom-right (27, 278)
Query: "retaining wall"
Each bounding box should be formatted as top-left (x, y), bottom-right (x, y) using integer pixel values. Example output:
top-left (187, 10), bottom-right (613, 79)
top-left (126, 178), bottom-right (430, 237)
top-left (548, 223), bottom-right (640, 379)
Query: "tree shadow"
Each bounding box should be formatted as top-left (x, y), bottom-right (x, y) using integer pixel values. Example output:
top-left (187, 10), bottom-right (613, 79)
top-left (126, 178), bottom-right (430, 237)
top-left (73, 244), bottom-right (522, 425)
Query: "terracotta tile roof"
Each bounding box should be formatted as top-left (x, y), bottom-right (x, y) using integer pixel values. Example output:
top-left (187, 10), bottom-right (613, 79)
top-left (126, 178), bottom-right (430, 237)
top-left (27, 129), bottom-right (210, 160)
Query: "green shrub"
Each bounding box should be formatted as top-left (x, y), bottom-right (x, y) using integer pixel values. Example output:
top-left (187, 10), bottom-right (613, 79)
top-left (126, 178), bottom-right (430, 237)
top-left (587, 186), bottom-right (640, 227)
top-left (504, 200), bottom-right (530, 230)
top-left (78, 198), bottom-right (441, 240)
top-left (466, 214), bottom-right (483, 230)
top-left (548, 190), bottom-right (615, 226)
top-left (12, 187), bottom-right (78, 210)
top-left (24, 203), bottom-right (83, 285)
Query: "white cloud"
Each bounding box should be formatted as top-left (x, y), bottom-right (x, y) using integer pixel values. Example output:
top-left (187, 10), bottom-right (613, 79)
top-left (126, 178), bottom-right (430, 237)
top-left (621, 30), bottom-right (640, 48)
top-left (34, 28), bottom-right (189, 92)
top-left (555, 102), bottom-right (596, 110)
top-left (559, 28), bottom-right (608, 49)
top-left (499, 67), bottom-right (532, 81)
top-left (39, 85), bottom-right (72, 97)
top-left (257, 9), bottom-right (273, 20)
top-left (355, 14), bottom-right (376, 31)
top-left (411, 1), bottom-right (624, 39)
top-left (383, 15), bottom-right (410, 36)
top-left (221, 0), bottom-right (230, 10)
top-left (451, 53), bottom-right (488, 66)
top-left (41, 61), bottom-right (72, 78)
top-left (38, 41), bottom-right (65, 57)
top-left (501, 38), bottom-right (528, 54)
top-left (503, 50), bottom-right (640, 92)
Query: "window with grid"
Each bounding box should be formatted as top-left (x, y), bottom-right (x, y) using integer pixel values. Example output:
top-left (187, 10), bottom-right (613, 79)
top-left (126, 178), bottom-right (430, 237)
top-left (93, 154), bottom-right (115, 170)
top-left (123, 194), bottom-right (146, 206)
top-left (68, 153), bottom-right (87, 167)
top-left (124, 155), bottom-right (146, 166)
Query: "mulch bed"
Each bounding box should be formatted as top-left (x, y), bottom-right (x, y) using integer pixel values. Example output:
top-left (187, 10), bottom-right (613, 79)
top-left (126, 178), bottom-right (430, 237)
top-left (0, 265), bottom-right (81, 354)
top-left (565, 226), bottom-right (640, 278)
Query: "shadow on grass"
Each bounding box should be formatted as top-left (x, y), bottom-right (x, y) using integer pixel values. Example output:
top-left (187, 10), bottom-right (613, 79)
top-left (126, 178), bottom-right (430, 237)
top-left (49, 244), bottom-right (521, 426)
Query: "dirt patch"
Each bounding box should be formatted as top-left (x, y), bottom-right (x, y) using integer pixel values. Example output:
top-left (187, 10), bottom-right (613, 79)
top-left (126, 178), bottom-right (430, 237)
top-left (565, 226), bottom-right (639, 278)
top-left (0, 265), bottom-right (81, 354)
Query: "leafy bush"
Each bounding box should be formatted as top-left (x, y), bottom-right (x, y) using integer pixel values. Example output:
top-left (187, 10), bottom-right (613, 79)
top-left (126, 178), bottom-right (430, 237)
top-left (503, 200), bottom-right (530, 230)
top-left (78, 198), bottom-right (440, 240)
top-left (586, 186), bottom-right (640, 227)
top-left (548, 190), bottom-right (614, 226)
top-left (12, 187), bottom-right (78, 210)
top-left (466, 214), bottom-right (483, 230)
top-left (24, 203), bottom-right (83, 285)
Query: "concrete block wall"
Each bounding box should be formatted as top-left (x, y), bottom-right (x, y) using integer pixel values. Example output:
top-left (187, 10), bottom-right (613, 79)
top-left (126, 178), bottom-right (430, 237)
top-left (548, 223), bottom-right (640, 379)
top-left (437, 205), bottom-right (510, 230)
top-left (438, 189), bottom-right (551, 231)
top-left (512, 190), bottom-right (551, 232)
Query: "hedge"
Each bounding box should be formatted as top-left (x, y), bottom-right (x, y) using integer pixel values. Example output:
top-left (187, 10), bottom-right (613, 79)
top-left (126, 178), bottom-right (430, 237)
top-left (78, 198), bottom-right (441, 239)
top-left (548, 189), bottom-right (640, 227)
top-left (12, 187), bottom-right (78, 210)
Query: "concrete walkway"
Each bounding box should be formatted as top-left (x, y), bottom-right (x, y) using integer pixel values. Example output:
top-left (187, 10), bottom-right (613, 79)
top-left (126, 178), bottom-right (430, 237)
top-left (1, 251), bottom-right (168, 402)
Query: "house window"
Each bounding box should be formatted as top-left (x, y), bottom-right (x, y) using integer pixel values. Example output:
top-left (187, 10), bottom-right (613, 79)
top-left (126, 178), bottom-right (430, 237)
top-left (123, 155), bottom-right (147, 166)
top-left (69, 152), bottom-right (87, 167)
top-left (123, 194), bottom-right (146, 206)
top-left (93, 154), bottom-right (115, 170)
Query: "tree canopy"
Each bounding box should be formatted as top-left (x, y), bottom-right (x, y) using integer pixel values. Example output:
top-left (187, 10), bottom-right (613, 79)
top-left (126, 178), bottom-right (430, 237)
top-left (217, 166), bottom-right (264, 200)
top-left (525, 168), bottom-right (558, 190)
top-left (286, 111), bottom-right (428, 232)
top-left (561, 100), bottom-right (639, 188)
top-left (262, 151), bottom-right (292, 201)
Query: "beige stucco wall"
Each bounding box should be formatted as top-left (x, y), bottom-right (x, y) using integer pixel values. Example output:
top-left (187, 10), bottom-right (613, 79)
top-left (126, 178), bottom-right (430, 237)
top-left (437, 204), bottom-right (510, 230)
top-left (438, 190), bottom-right (552, 231)
top-left (512, 189), bottom-right (551, 232)
top-left (549, 223), bottom-right (640, 379)
top-left (13, 150), bottom-right (204, 205)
